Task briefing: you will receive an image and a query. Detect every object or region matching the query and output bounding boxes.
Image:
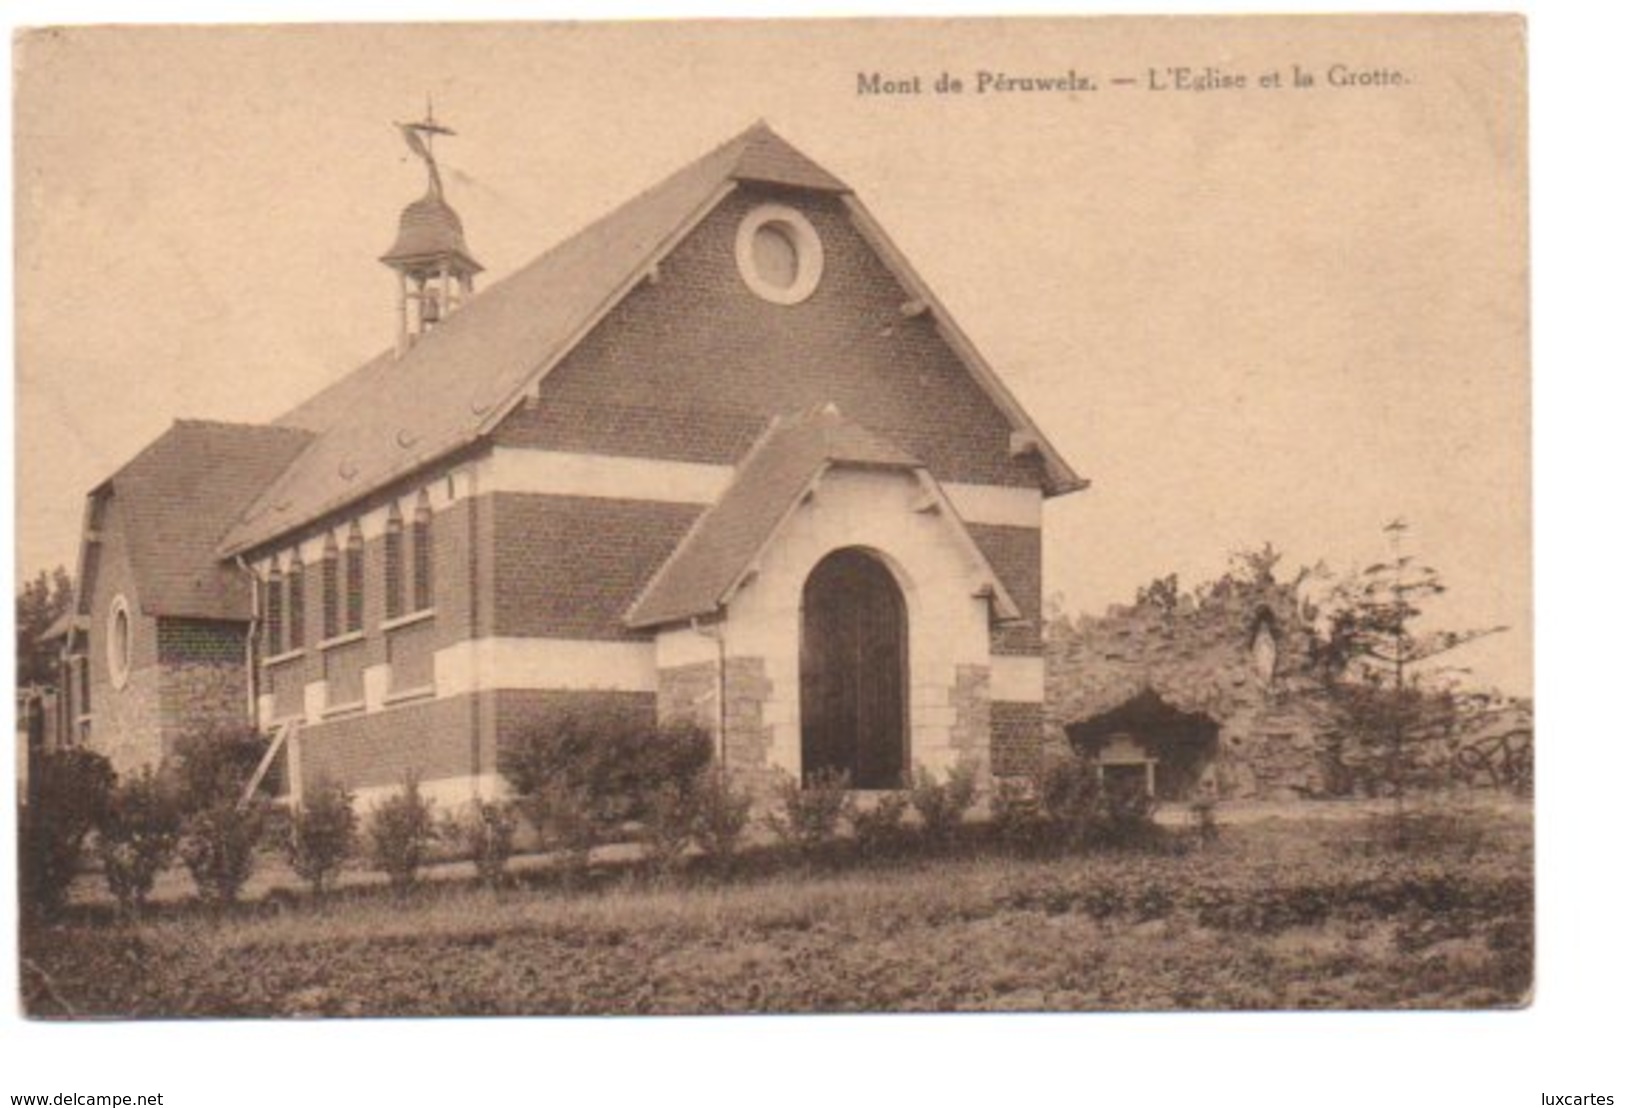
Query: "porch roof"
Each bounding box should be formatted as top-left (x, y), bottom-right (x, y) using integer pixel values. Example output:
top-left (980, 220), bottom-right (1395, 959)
top-left (624, 404), bottom-right (1020, 629)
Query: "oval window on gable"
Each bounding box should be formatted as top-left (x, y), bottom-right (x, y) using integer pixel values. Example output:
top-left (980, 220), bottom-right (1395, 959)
top-left (751, 223), bottom-right (799, 290)
top-left (735, 204), bottom-right (824, 305)
top-left (108, 594), bottom-right (132, 691)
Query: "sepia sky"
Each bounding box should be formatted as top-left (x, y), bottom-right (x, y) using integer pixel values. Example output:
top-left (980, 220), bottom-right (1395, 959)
top-left (12, 17), bottom-right (1529, 692)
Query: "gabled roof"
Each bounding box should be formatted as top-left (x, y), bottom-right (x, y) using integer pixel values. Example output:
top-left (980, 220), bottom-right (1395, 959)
top-left (625, 406), bottom-right (1019, 629)
top-left (96, 420), bottom-right (313, 620)
top-left (220, 121), bottom-right (1080, 555)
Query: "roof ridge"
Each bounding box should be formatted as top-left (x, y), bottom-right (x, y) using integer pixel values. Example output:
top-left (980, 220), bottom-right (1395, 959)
top-left (172, 416), bottom-right (312, 435)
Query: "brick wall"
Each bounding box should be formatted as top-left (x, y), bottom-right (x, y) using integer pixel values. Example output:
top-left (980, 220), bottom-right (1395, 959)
top-left (157, 618), bottom-right (244, 666)
top-left (491, 688), bottom-right (658, 780)
top-left (494, 187), bottom-right (1047, 492)
top-left (965, 523), bottom-right (1043, 656)
top-left (323, 638), bottom-right (367, 708)
top-left (991, 700), bottom-right (1046, 777)
top-left (386, 618), bottom-right (436, 692)
top-left (156, 618), bottom-right (249, 756)
top-left (488, 493), bottom-right (702, 641)
top-left (298, 691), bottom-right (479, 792)
top-left (266, 657), bottom-right (303, 720)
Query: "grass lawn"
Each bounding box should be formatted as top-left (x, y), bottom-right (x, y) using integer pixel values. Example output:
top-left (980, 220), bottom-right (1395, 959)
top-left (19, 799), bottom-right (1532, 1017)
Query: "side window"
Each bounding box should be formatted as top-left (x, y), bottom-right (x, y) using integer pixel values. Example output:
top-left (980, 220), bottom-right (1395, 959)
top-left (321, 532), bottom-right (340, 641)
top-left (345, 522), bottom-right (365, 633)
top-left (265, 559), bottom-right (284, 656)
top-left (287, 550), bottom-right (305, 649)
top-left (412, 492), bottom-right (434, 612)
top-left (384, 504), bottom-right (405, 620)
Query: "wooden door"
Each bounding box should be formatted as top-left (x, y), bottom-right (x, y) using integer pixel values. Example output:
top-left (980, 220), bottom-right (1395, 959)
top-left (800, 549), bottom-right (908, 789)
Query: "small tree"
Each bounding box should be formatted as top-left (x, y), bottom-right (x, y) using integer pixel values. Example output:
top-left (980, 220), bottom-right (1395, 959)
top-left (16, 565), bottom-right (73, 690)
top-left (284, 777), bottom-right (358, 896)
top-left (444, 800), bottom-right (518, 888)
top-left (908, 761), bottom-right (979, 850)
top-left (172, 722), bottom-right (273, 906)
top-left (171, 724), bottom-right (274, 812)
top-left (848, 792), bottom-right (911, 859)
top-left (1034, 750), bottom-right (1101, 848)
top-left (20, 747), bottom-right (115, 919)
top-left (526, 780), bottom-right (602, 880)
top-left (989, 776), bottom-right (1050, 854)
top-left (690, 765), bottom-right (753, 870)
top-left (366, 777), bottom-right (437, 893)
top-left (765, 768), bottom-right (851, 854)
top-left (180, 800), bottom-right (267, 906)
top-left (641, 782), bottom-right (698, 876)
top-left (98, 767), bottom-right (183, 914)
top-left (1316, 520), bottom-right (1505, 820)
top-left (499, 709), bottom-right (712, 875)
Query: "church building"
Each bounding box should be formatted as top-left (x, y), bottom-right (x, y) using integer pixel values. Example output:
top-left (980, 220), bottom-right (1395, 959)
top-left (49, 119), bottom-right (1085, 806)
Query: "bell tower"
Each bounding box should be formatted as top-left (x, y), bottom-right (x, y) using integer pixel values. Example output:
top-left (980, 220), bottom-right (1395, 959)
top-left (380, 103), bottom-right (483, 355)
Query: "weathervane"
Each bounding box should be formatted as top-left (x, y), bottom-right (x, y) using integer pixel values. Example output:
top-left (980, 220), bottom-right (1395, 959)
top-left (396, 95), bottom-right (456, 198)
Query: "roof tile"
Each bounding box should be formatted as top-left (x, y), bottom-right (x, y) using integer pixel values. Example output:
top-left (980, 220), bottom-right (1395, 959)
top-left (103, 420), bottom-right (313, 619)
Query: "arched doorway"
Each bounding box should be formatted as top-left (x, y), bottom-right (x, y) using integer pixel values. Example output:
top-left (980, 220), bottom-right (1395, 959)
top-left (800, 548), bottom-right (909, 788)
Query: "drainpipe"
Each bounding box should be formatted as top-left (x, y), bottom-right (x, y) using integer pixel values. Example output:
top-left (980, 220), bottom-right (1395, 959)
top-left (234, 555), bottom-right (260, 729)
top-left (692, 616), bottom-right (727, 769)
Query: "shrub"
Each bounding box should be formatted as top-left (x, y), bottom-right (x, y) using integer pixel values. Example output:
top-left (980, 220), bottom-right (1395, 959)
top-left (444, 800), bottom-right (518, 888)
top-left (499, 710), bottom-right (713, 848)
top-left (641, 783), bottom-right (697, 876)
top-left (989, 776), bottom-right (1050, 854)
top-left (848, 792), bottom-right (910, 859)
top-left (366, 778), bottom-right (438, 893)
top-left (1094, 785), bottom-right (1163, 850)
top-left (98, 766), bottom-right (183, 913)
top-left (172, 725), bottom-right (274, 812)
top-left (284, 777), bottom-right (358, 895)
top-left (690, 765), bottom-right (753, 868)
top-left (20, 747), bottom-right (115, 918)
top-left (524, 781), bottom-right (601, 879)
top-left (180, 800), bottom-right (267, 906)
top-left (1034, 750), bottom-right (1100, 846)
top-left (766, 768), bottom-right (851, 854)
top-left (909, 761), bottom-right (979, 849)
top-left (1032, 752), bottom-right (1163, 852)
top-left (617, 722), bottom-right (713, 817)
